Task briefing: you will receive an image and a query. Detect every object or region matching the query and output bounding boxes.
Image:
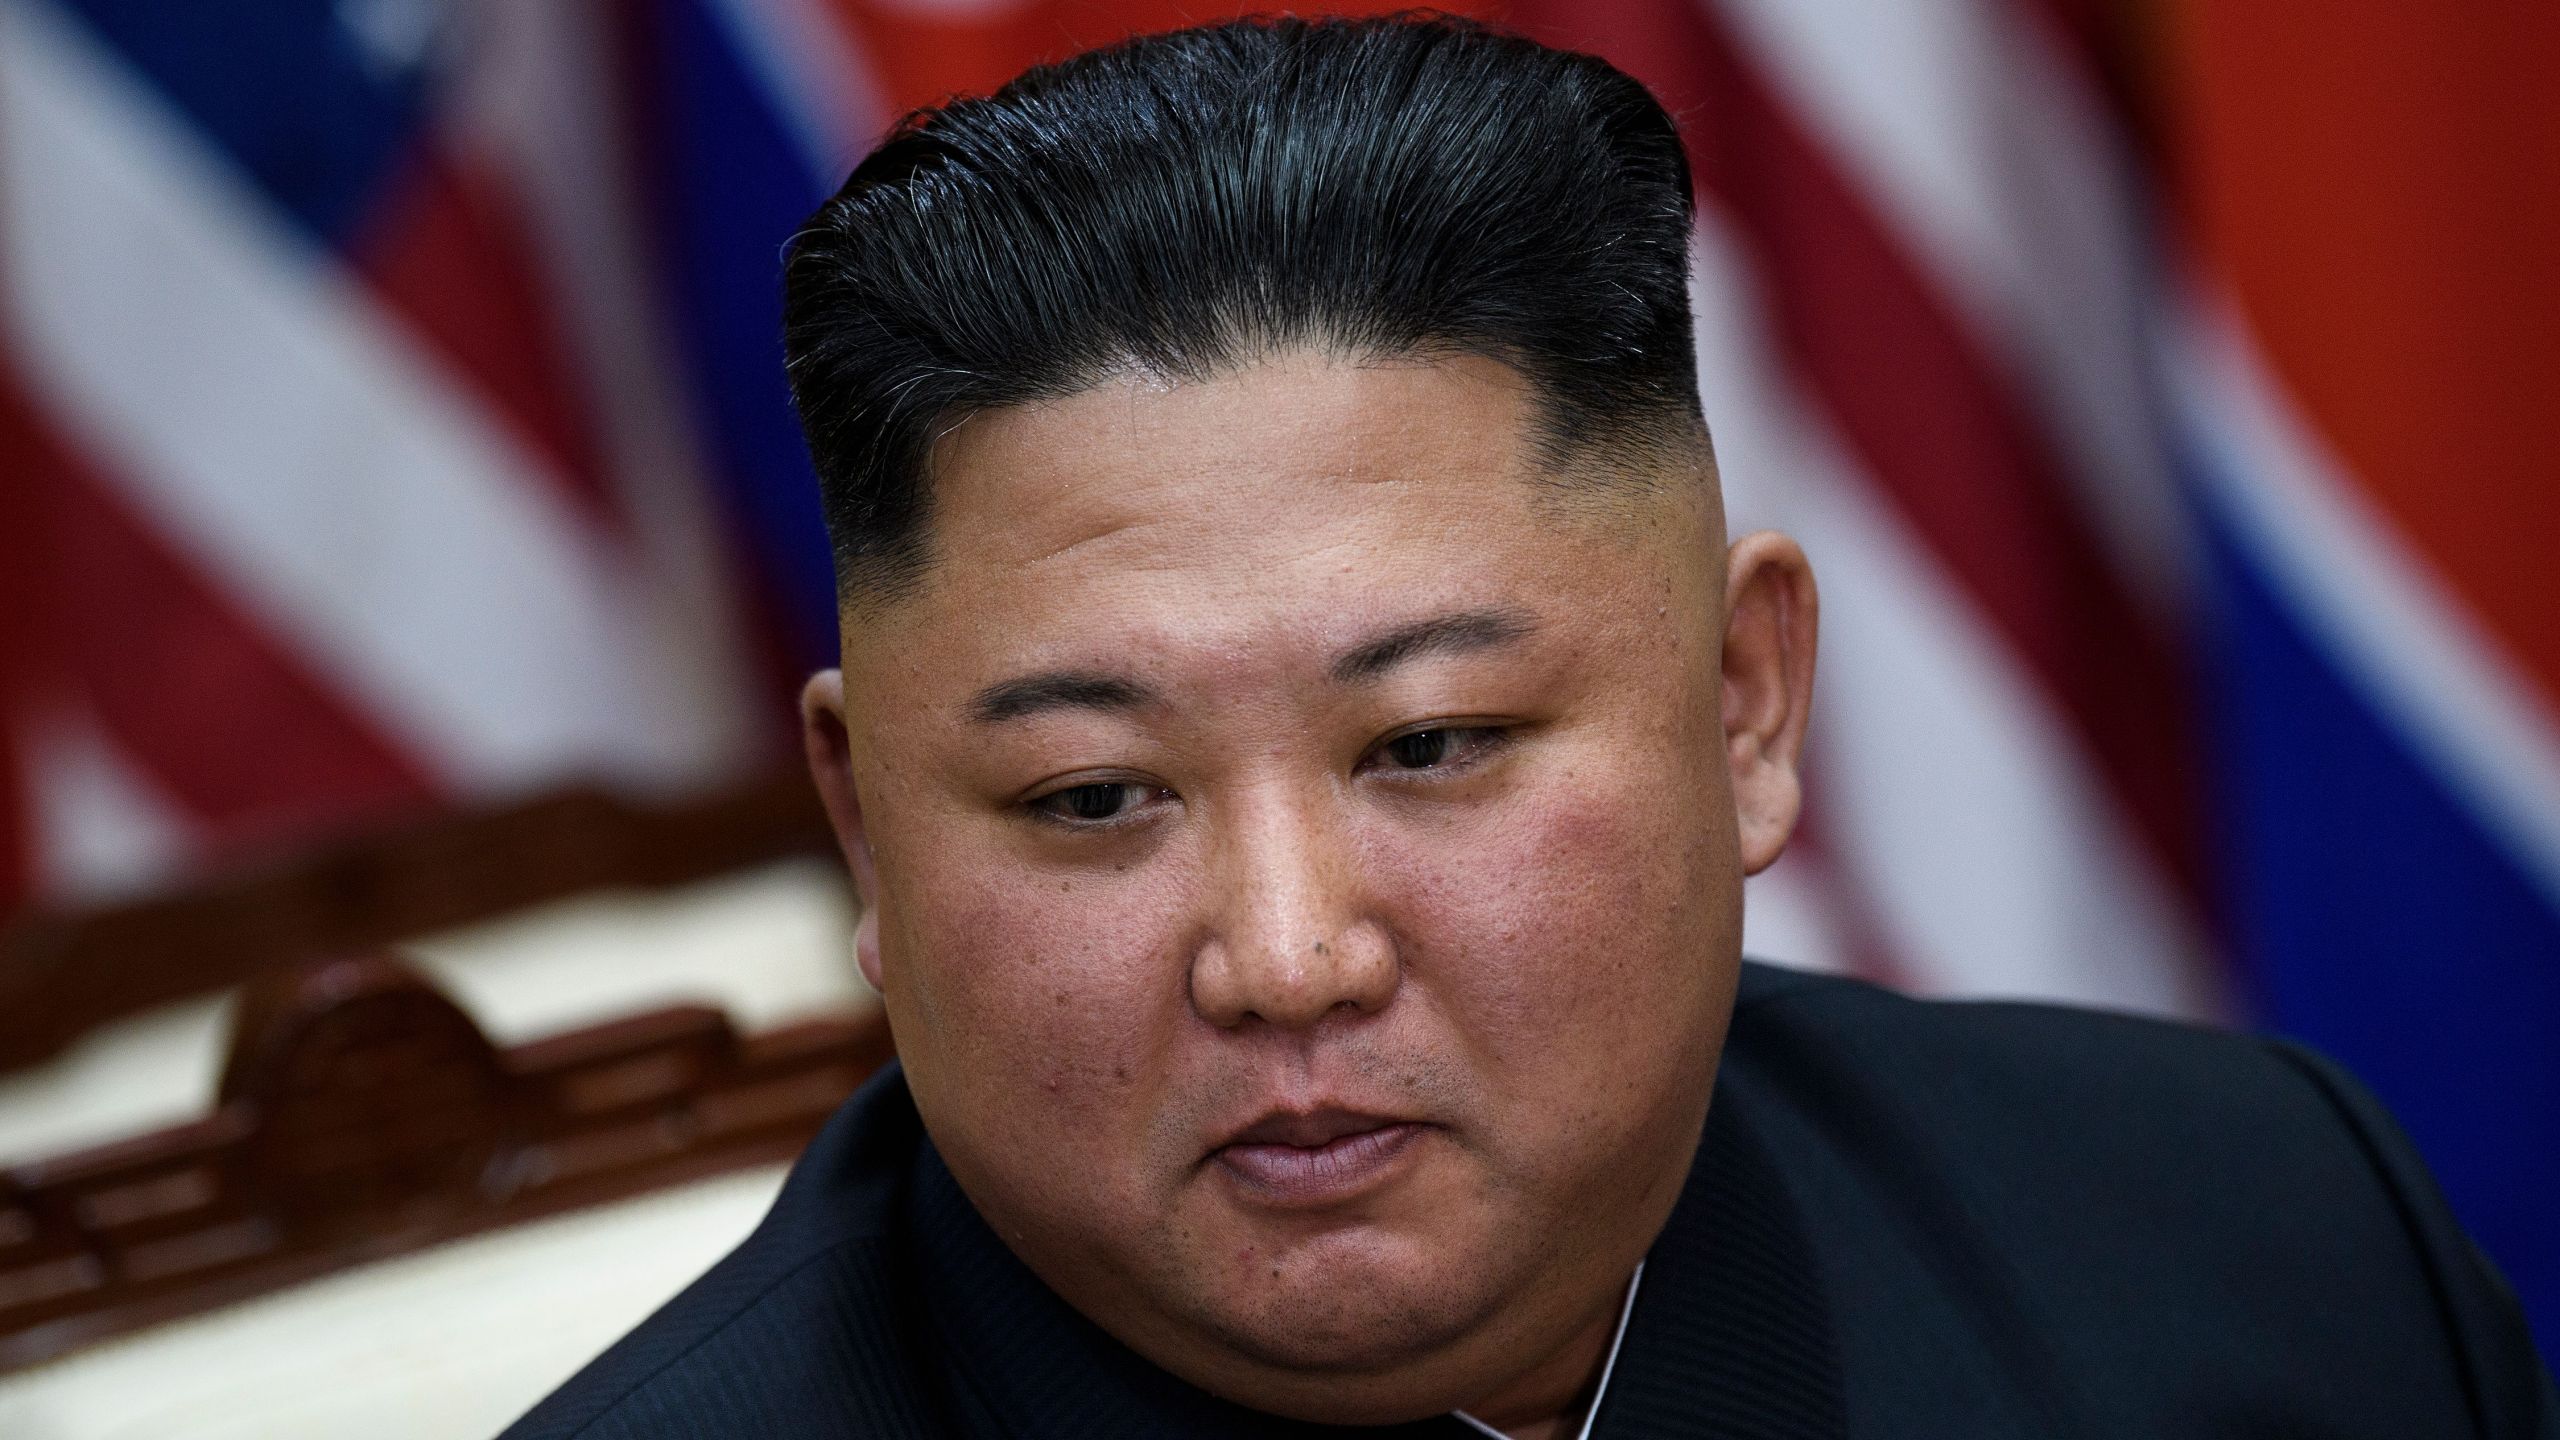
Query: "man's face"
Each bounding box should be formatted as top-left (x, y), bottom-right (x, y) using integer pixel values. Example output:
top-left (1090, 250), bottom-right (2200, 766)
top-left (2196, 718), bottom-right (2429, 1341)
top-left (807, 352), bottom-right (1814, 1423)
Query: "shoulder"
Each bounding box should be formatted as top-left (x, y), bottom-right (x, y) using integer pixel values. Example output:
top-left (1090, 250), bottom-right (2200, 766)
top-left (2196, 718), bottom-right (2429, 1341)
top-left (1723, 959), bottom-right (2423, 1261)
top-left (1729, 958), bottom-right (2340, 1141)
top-left (1723, 961), bottom-right (2556, 1436)
top-left (499, 1066), bottom-right (941, 1440)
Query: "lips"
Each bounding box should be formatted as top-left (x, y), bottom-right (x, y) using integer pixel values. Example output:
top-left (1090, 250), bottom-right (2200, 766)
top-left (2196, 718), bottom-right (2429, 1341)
top-left (1212, 1106), bottom-right (1432, 1205)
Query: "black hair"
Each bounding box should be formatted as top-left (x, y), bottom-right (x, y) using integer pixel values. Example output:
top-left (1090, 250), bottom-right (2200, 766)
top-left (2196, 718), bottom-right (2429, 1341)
top-left (782, 13), bottom-right (1703, 602)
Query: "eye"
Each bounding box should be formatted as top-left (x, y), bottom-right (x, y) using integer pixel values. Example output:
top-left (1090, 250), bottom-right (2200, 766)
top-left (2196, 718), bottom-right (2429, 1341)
top-left (1029, 780), bottom-right (1162, 826)
top-left (1370, 725), bottom-right (1506, 775)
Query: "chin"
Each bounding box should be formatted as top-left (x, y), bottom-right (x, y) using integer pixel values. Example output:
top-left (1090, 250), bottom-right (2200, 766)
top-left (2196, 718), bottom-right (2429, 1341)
top-left (1219, 1304), bottom-right (1450, 1376)
top-left (1186, 1242), bottom-right (1491, 1378)
top-left (1198, 1325), bottom-right (1490, 1430)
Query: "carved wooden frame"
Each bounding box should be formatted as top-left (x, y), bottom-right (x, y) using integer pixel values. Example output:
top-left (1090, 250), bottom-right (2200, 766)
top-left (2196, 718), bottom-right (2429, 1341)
top-left (0, 953), bottom-right (891, 1372)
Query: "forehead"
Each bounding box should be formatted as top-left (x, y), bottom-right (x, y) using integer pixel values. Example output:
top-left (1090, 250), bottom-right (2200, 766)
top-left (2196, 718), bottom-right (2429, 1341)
top-left (941, 350), bottom-right (1543, 555)
top-left (847, 352), bottom-right (1704, 691)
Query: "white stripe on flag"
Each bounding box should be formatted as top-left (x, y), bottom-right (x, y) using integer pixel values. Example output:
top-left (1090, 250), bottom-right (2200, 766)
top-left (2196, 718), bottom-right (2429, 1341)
top-left (1696, 219), bottom-right (2219, 1017)
top-left (0, 0), bottom-right (747, 796)
top-left (463, 0), bottom-right (767, 772)
top-left (1705, 0), bottom-right (2195, 615)
top-left (18, 707), bottom-right (192, 905)
top-left (1741, 849), bottom-right (1857, 978)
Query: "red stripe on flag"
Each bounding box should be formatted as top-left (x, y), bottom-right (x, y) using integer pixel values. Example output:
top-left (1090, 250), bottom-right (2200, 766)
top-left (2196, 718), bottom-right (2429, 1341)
top-left (0, 730), bottom-right (28, 912)
top-left (1516, 0), bottom-right (2206, 908)
top-left (0, 390), bottom-right (38, 910)
top-left (61, 479), bottom-right (447, 852)
top-left (3, 372), bottom-right (442, 859)
top-left (353, 146), bottom-right (624, 528)
top-left (2179, 0), bottom-right (2560, 715)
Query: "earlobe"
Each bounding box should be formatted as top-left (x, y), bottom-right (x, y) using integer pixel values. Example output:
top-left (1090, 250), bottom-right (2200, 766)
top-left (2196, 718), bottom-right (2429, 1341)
top-left (1719, 532), bottom-right (1819, 876)
top-left (851, 906), bottom-right (885, 992)
top-left (801, 669), bottom-right (887, 989)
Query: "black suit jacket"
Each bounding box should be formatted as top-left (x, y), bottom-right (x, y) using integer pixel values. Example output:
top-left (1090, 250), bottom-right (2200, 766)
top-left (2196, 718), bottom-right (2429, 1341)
top-left (502, 963), bottom-right (2557, 1438)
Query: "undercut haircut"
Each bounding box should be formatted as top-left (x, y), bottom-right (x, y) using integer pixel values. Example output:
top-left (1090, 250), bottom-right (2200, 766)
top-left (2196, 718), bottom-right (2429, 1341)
top-left (782, 14), bottom-right (1705, 602)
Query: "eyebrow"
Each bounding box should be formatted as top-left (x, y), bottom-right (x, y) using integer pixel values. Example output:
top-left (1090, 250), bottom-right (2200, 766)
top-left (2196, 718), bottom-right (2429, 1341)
top-left (1329, 607), bottom-right (1538, 684)
top-left (968, 671), bottom-right (1157, 724)
top-left (966, 607), bottom-right (1537, 724)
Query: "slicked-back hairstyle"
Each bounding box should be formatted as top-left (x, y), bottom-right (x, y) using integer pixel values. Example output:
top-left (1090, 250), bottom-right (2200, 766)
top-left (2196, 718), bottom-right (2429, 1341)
top-left (782, 14), bottom-right (1703, 603)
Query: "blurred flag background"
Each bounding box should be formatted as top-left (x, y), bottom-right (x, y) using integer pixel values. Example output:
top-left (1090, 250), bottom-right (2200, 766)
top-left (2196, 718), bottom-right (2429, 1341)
top-left (0, 0), bottom-right (2549, 1359)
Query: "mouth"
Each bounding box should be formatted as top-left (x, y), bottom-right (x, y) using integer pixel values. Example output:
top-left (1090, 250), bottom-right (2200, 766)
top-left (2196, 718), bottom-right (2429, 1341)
top-left (1210, 1107), bottom-right (1434, 1207)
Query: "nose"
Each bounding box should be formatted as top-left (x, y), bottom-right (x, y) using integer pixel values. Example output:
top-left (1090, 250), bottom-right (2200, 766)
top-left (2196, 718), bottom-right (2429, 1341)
top-left (1188, 789), bottom-right (1400, 1030)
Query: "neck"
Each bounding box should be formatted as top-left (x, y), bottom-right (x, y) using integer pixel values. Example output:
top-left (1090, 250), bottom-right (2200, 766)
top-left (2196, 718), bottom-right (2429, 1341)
top-left (1457, 1265), bottom-right (1636, 1439)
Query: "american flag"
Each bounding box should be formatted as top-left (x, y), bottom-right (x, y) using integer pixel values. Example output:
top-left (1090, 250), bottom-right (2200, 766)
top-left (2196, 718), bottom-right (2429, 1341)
top-left (1, 0), bottom-right (2551, 1354)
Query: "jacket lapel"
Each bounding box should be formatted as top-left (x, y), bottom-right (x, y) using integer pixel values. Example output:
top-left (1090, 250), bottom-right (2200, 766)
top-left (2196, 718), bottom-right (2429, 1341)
top-left (1593, 1085), bottom-right (1849, 1440)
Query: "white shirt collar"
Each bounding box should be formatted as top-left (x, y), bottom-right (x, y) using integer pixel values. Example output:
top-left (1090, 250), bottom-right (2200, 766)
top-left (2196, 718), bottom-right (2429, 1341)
top-left (1450, 1261), bottom-right (1645, 1440)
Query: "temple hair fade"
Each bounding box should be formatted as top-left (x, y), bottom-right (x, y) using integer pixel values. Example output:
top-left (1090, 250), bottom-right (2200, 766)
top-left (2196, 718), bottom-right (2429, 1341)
top-left (781, 14), bottom-right (1706, 602)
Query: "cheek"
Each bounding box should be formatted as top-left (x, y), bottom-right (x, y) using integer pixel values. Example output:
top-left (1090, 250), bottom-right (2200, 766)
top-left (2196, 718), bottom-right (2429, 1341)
top-left (1376, 754), bottom-right (1736, 1099)
top-left (883, 840), bottom-right (1194, 1153)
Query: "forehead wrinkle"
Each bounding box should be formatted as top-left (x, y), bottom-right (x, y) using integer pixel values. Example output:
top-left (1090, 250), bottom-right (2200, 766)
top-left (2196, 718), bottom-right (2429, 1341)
top-left (1008, 504), bottom-right (1165, 572)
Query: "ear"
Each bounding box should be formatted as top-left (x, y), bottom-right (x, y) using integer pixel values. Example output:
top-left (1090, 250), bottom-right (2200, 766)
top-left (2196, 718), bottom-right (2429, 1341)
top-left (801, 669), bottom-right (886, 990)
top-left (1719, 531), bottom-right (1819, 876)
